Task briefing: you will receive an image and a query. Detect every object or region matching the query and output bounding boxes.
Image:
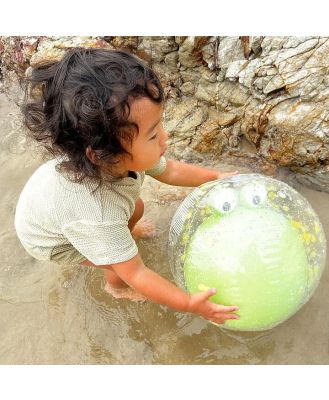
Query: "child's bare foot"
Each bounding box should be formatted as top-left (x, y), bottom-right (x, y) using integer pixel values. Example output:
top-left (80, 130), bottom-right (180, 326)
top-left (104, 282), bottom-right (147, 302)
top-left (131, 219), bottom-right (156, 239)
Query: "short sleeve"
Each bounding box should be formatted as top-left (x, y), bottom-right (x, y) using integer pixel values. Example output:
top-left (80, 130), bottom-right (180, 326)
top-left (62, 219), bottom-right (138, 265)
top-left (145, 156), bottom-right (167, 176)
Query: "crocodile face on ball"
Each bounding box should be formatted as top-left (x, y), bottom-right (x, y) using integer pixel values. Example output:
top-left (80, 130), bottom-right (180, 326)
top-left (178, 174), bottom-right (326, 331)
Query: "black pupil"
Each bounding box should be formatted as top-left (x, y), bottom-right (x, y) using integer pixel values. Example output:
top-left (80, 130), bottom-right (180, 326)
top-left (253, 195), bottom-right (261, 205)
top-left (223, 202), bottom-right (231, 212)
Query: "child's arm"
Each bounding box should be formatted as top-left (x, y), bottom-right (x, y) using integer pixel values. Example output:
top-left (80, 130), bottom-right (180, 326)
top-left (154, 159), bottom-right (238, 187)
top-left (108, 253), bottom-right (239, 325)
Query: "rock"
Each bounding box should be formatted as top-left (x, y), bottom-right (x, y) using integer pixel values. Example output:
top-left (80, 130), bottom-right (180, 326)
top-left (201, 36), bottom-right (219, 70)
top-left (217, 36), bottom-right (245, 68)
top-left (1, 36), bottom-right (329, 192)
top-left (30, 37), bottom-right (112, 66)
top-left (164, 97), bottom-right (206, 134)
top-left (138, 36), bottom-right (178, 63)
top-left (164, 51), bottom-right (179, 68)
top-left (180, 82), bottom-right (195, 96)
top-left (178, 36), bottom-right (208, 68)
top-left (217, 112), bottom-right (238, 126)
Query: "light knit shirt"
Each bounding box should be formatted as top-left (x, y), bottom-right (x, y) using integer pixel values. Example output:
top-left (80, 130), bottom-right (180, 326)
top-left (14, 156), bottom-right (167, 266)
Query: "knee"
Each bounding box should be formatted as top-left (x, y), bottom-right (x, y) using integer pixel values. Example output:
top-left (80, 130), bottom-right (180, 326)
top-left (128, 197), bottom-right (144, 229)
top-left (103, 269), bottom-right (128, 289)
top-left (135, 198), bottom-right (144, 217)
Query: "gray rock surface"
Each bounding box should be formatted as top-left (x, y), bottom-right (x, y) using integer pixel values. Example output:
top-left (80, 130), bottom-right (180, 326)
top-left (1, 36), bottom-right (328, 191)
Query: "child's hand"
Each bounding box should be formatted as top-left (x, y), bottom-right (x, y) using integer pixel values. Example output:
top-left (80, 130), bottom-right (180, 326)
top-left (187, 288), bottom-right (239, 325)
top-left (217, 170), bottom-right (239, 179)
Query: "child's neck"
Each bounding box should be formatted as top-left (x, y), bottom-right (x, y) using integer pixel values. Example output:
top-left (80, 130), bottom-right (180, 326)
top-left (100, 165), bottom-right (136, 179)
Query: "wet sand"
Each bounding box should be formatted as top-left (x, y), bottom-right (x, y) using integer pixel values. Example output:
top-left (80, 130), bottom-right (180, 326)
top-left (1, 93), bottom-right (328, 364)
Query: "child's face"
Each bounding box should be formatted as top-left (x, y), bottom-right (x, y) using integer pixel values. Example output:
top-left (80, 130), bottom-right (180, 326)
top-left (119, 97), bottom-right (168, 175)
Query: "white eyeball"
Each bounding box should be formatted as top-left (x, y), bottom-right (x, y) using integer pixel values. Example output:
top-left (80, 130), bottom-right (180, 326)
top-left (206, 188), bottom-right (237, 214)
top-left (240, 183), bottom-right (267, 208)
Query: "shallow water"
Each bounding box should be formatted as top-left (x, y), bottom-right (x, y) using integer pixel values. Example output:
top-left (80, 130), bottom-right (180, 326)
top-left (1, 93), bottom-right (329, 364)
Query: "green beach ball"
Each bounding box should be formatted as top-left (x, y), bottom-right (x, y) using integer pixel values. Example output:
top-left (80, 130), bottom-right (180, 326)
top-left (168, 174), bottom-right (327, 331)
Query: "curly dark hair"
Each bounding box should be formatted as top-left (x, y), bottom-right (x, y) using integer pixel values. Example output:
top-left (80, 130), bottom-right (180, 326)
top-left (21, 47), bottom-right (164, 182)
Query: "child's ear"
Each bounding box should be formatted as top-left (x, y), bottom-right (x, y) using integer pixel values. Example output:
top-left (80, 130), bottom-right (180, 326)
top-left (85, 146), bottom-right (101, 165)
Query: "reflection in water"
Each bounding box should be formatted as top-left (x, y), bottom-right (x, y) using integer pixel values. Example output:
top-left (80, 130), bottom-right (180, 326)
top-left (1, 94), bottom-right (328, 364)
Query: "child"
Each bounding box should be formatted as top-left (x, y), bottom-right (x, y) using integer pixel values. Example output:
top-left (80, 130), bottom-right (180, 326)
top-left (15, 48), bottom-right (239, 325)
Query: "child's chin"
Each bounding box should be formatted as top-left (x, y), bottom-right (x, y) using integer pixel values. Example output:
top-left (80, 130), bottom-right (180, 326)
top-left (150, 160), bottom-right (160, 168)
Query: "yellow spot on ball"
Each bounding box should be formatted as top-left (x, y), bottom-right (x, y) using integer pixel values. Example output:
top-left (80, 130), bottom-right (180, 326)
top-left (182, 233), bottom-right (189, 245)
top-left (301, 232), bottom-right (311, 245)
top-left (198, 283), bottom-right (211, 291)
top-left (314, 223), bottom-right (320, 234)
top-left (291, 220), bottom-right (301, 230)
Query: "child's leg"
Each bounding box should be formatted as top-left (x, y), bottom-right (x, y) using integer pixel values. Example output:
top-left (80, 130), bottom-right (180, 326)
top-left (103, 268), bottom-right (129, 288)
top-left (103, 268), bottom-right (147, 301)
top-left (81, 197), bottom-right (152, 300)
top-left (129, 197), bottom-right (156, 239)
top-left (128, 197), bottom-right (145, 231)
top-left (81, 259), bottom-right (130, 289)
top-left (82, 261), bottom-right (147, 301)
top-left (103, 281), bottom-right (147, 301)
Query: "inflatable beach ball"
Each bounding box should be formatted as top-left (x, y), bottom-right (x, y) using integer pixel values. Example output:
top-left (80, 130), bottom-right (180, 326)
top-left (168, 174), bottom-right (326, 331)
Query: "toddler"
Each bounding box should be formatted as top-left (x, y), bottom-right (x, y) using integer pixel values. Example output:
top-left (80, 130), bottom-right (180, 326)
top-left (15, 48), bottom-right (239, 325)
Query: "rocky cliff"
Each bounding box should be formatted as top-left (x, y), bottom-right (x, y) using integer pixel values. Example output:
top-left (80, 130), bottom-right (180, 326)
top-left (1, 36), bottom-right (328, 191)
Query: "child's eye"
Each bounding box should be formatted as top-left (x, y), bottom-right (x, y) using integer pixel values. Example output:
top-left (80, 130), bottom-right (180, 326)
top-left (150, 133), bottom-right (157, 140)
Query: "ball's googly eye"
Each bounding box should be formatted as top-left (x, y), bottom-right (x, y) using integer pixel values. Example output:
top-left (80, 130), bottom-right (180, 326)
top-left (207, 188), bottom-right (237, 213)
top-left (240, 183), bottom-right (267, 208)
top-left (252, 195), bottom-right (261, 205)
top-left (222, 201), bottom-right (231, 212)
